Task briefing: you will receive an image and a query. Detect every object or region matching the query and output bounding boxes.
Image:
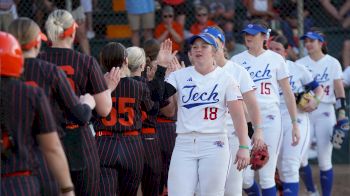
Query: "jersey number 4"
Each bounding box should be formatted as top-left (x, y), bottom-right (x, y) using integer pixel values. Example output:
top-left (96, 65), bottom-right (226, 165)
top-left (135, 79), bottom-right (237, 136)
top-left (204, 107), bottom-right (218, 120)
top-left (102, 97), bottom-right (136, 126)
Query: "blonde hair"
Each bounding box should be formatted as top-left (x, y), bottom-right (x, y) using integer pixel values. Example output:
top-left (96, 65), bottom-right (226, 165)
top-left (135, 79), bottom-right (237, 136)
top-left (45, 9), bottom-right (75, 42)
top-left (8, 17), bottom-right (40, 50)
top-left (127, 46), bottom-right (146, 73)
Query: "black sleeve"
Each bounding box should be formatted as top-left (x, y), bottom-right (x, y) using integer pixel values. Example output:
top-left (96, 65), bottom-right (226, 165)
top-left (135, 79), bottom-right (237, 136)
top-left (70, 104), bottom-right (92, 125)
top-left (163, 82), bottom-right (177, 100)
top-left (147, 65), bottom-right (166, 101)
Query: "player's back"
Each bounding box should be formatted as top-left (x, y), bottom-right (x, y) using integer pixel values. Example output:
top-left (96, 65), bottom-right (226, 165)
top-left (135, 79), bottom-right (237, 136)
top-left (38, 47), bottom-right (107, 96)
top-left (93, 77), bottom-right (154, 133)
top-left (1, 77), bottom-right (56, 174)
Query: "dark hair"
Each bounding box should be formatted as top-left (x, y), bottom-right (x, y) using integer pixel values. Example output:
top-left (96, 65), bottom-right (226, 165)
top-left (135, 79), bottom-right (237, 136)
top-left (272, 35), bottom-right (289, 50)
top-left (143, 39), bottom-right (160, 61)
top-left (99, 42), bottom-right (127, 71)
top-left (309, 27), bottom-right (328, 54)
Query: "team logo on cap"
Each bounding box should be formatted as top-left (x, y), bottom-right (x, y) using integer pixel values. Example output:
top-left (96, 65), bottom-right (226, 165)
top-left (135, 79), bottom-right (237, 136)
top-left (248, 24), bottom-right (254, 28)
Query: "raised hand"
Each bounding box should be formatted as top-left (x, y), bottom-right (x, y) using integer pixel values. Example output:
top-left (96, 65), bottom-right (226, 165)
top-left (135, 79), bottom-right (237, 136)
top-left (104, 67), bottom-right (121, 91)
top-left (157, 39), bottom-right (178, 67)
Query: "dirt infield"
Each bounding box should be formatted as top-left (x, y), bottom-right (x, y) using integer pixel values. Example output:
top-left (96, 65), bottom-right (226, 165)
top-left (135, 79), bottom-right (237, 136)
top-left (299, 164), bottom-right (350, 196)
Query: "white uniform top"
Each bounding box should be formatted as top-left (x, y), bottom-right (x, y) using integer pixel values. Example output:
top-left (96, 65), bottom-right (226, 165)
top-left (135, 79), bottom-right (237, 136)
top-left (222, 60), bottom-right (255, 133)
top-left (296, 54), bottom-right (343, 104)
top-left (165, 66), bottom-right (242, 134)
top-left (343, 66), bottom-right (350, 87)
top-left (230, 50), bottom-right (290, 107)
top-left (280, 60), bottom-right (314, 105)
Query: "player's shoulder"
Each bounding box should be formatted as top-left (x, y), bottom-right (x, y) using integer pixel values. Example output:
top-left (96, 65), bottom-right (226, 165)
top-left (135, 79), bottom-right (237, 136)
top-left (323, 54), bottom-right (341, 66)
top-left (296, 55), bottom-right (311, 64)
top-left (266, 50), bottom-right (285, 61)
top-left (230, 50), bottom-right (248, 61)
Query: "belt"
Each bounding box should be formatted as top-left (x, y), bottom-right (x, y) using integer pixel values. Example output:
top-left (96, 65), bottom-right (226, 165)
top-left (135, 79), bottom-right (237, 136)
top-left (157, 117), bottom-right (175, 123)
top-left (141, 128), bottom-right (156, 134)
top-left (1, 170), bottom-right (32, 178)
top-left (95, 130), bottom-right (139, 137)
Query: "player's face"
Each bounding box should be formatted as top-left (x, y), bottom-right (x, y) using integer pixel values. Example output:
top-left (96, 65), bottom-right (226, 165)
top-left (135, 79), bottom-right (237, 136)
top-left (190, 38), bottom-right (215, 65)
top-left (304, 38), bottom-right (322, 54)
top-left (269, 41), bottom-right (286, 58)
top-left (244, 33), bottom-right (265, 49)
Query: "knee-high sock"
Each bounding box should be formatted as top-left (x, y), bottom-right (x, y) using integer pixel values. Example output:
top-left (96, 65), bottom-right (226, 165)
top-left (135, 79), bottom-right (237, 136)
top-left (244, 180), bottom-right (261, 196)
top-left (300, 164), bottom-right (316, 192)
top-left (262, 186), bottom-right (276, 196)
top-left (320, 168), bottom-right (333, 196)
top-left (282, 182), bottom-right (299, 196)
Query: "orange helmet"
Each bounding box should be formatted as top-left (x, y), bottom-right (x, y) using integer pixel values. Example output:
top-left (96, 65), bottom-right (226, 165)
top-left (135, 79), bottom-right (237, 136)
top-left (0, 31), bottom-right (24, 77)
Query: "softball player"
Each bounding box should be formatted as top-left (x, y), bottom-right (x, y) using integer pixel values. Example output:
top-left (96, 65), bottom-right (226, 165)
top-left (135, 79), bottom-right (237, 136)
top-left (0, 31), bottom-right (74, 196)
top-left (230, 21), bottom-right (300, 196)
top-left (269, 35), bottom-right (324, 196)
top-left (163, 34), bottom-right (250, 196)
top-left (8, 17), bottom-right (96, 196)
top-left (203, 26), bottom-right (264, 196)
top-left (143, 39), bottom-right (177, 195)
top-left (128, 46), bottom-right (162, 196)
top-left (296, 30), bottom-right (346, 196)
top-left (39, 9), bottom-right (119, 195)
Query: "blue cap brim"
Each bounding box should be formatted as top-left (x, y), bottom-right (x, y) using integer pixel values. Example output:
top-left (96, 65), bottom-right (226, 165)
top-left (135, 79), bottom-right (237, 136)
top-left (189, 34), bottom-right (218, 48)
top-left (300, 34), bottom-right (324, 42)
top-left (241, 28), bottom-right (261, 35)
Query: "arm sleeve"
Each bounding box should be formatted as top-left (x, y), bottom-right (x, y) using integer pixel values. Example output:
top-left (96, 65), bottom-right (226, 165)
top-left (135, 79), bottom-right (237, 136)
top-left (147, 65), bottom-right (166, 101)
top-left (226, 76), bottom-right (243, 101)
top-left (298, 63), bottom-right (314, 85)
top-left (239, 66), bottom-right (256, 93)
top-left (164, 71), bottom-right (178, 100)
top-left (333, 59), bottom-right (343, 80)
top-left (277, 59), bottom-right (290, 80)
top-left (33, 88), bottom-right (57, 135)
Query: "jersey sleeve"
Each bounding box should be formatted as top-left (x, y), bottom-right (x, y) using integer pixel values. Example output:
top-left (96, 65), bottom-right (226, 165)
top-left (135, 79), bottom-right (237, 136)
top-left (33, 88), bottom-right (57, 135)
top-left (225, 76), bottom-right (242, 101)
top-left (333, 59), bottom-right (343, 80)
top-left (343, 67), bottom-right (350, 86)
top-left (239, 66), bottom-right (256, 93)
top-left (165, 71), bottom-right (177, 90)
top-left (277, 59), bottom-right (290, 80)
top-left (87, 57), bottom-right (108, 94)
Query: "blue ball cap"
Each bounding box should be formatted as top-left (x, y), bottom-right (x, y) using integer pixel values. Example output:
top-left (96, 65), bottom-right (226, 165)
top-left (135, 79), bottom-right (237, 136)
top-left (202, 26), bottom-right (225, 44)
top-left (300, 31), bottom-right (324, 42)
top-left (241, 24), bottom-right (268, 35)
top-left (189, 33), bottom-right (218, 49)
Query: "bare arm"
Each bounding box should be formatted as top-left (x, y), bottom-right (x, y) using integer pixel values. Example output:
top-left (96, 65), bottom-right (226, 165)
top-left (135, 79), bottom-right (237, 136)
top-left (168, 27), bottom-right (183, 44)
top-left (320, 0), bottom-right (342, 20)
top-left (242, 90), bottom-right (264, 148)
top-left (37, 132), bottom-right (74, 195)
top-left (160, 95), bottom-right (177, 117)
top-left (334, 79), bottom-right (346, 98)
top-left (93, 89), bottom-right (112, 117)
top-left (279, 78), bottom-right (300, 145)
top-left (227, 99), bottom-right (250, 171)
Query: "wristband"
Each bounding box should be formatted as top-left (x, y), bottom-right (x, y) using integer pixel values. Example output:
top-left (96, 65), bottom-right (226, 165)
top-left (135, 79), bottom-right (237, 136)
top-left (61, 186), bottom-right (74, 193)
top-left (239, 145), bottom-right (249, 150)
top-left (291, 118), bottom-right (297, 124)
top-left (253, 124), bottom-right (262, 130)
top-left (335, 98), bottom-right (346, 111)
top-left (314, 95), bottom-right (321, 105)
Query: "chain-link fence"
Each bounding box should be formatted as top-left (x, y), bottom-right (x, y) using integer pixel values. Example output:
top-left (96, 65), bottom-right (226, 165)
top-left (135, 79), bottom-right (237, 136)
top-left (7, 0), bottom-right (349, 64)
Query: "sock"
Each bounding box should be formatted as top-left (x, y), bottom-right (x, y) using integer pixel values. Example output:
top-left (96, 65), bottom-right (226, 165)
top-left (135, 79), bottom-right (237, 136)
top-left (261, 186), bottom-right (276, 196)
top-left (282, 182), bottom-right (299, 196)
top-left (244, 181), bottom-right (261, 196)
top-left (320, 168), bottom-right (333, 196)
top-left (300, 164), bottom-right (316, 192)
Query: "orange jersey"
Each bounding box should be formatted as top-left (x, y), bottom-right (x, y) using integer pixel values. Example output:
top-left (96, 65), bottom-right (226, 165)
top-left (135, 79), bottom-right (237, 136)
top-left (154, 22), bottom-right (184, 52)
top-left (190, 20), bottom-right (217, 35)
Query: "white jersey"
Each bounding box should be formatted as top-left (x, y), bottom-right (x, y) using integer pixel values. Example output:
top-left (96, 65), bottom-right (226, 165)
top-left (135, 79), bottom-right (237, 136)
top-left (296, 54), bottom-right (342, 104)
top-left (280, 60), bottom-right (314, 105)
top-left (343, 66), bottom-right (350, 87)
top-left (166, 66), bottom-right (242, 134)
top-left (230, 50), bottom-right (290, 106)
top-left (222, 60), bottom-right (256, 132)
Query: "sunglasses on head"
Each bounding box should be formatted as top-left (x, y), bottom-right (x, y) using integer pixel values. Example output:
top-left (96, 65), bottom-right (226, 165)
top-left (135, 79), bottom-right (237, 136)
top-left (163, 14), bottom-right (173, 18)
